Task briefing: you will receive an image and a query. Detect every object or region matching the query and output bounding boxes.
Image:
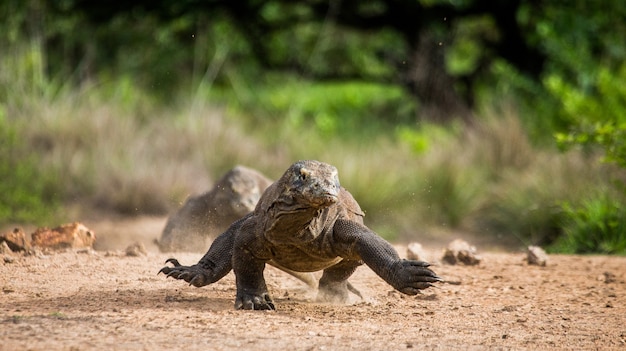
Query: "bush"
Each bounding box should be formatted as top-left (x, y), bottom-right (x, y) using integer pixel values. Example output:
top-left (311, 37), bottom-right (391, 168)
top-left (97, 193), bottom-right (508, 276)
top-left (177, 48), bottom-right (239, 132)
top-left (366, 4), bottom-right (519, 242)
top-left (552, 64), bottom-right (626, 168)
top-left (0, 109), bottom-right (61, 224)
top-left (552, 194), bottom-right (626, 254)
top-left (234, 78), bottom-right (416, 139)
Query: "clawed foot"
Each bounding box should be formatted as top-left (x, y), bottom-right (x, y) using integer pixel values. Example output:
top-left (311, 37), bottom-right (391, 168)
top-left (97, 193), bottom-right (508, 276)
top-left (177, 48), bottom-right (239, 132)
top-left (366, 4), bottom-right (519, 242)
top-left (158, 258), bottom-right (211, 287)
top-left (392, 260), bottom-right (442, 295)
top-left (235, 290), bottom-right (275, 310)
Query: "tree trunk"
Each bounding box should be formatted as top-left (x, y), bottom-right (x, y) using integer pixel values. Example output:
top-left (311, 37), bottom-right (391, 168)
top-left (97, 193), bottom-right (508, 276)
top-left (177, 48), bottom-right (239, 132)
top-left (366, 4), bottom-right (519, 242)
top-left (407, 31), bottom-right (473, 123)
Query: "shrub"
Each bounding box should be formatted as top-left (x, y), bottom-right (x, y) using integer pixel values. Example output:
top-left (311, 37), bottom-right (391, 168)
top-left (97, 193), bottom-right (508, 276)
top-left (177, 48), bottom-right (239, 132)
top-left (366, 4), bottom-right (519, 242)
top-left (552, 194), bottom-right (626, 254)
top-left (0, 108), bottom-right (61, 224)
top-left (551, 64), bottom-right (626, 168)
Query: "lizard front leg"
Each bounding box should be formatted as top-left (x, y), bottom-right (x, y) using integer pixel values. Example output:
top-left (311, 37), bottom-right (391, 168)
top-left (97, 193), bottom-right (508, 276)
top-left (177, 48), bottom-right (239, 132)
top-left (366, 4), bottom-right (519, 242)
top-left (232, 227), bottom-right (275, 310)
top-left (158, 215), bottom-right (248, 287)
top-left (331, 219), bottom-right (441, 295)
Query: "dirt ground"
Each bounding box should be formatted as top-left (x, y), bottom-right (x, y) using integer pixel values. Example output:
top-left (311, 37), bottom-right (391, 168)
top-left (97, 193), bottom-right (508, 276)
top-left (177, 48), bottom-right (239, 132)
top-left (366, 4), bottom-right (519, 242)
top-left (1, 216), bottom-right (625, 350)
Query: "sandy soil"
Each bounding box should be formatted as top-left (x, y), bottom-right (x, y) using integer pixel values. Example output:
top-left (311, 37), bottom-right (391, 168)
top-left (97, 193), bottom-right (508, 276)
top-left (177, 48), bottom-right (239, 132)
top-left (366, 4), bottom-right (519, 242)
top-left (1, 217), bottom-right (625, 350)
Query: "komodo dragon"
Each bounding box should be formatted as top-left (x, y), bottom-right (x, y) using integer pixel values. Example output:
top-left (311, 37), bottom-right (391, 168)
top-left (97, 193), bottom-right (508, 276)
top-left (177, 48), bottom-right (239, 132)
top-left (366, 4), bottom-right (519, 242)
top-left (157, 165), bottom-right (318, 288)
top-left (156, 165), bottom-right (272, 253)
top-left (159, 160), bottom-right (441, 310)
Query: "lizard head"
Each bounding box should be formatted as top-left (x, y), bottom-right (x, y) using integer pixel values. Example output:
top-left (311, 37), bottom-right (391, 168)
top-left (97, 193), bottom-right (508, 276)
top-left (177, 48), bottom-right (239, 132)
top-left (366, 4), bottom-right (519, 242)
top-left (282, 160), bottom-right (341, 208)
top-left (217, 166), bottom-right (266, 216)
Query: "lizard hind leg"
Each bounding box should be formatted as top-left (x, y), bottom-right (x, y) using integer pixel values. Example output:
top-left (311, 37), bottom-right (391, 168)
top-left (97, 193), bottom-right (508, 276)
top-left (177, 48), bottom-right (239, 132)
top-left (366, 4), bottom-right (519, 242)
top-left (317, 259), bottom-right (363, 304)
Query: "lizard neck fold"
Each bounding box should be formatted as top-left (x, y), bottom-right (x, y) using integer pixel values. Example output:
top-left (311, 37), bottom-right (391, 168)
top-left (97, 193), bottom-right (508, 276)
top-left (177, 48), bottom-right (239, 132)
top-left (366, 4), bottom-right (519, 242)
top-left (264, 194), bottom-right (332, 243)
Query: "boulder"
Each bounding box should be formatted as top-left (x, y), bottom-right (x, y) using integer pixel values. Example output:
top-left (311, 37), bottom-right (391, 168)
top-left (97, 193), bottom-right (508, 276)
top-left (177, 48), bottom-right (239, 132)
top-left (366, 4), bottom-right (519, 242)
top-left (31, 222), bottom-right (96, 250)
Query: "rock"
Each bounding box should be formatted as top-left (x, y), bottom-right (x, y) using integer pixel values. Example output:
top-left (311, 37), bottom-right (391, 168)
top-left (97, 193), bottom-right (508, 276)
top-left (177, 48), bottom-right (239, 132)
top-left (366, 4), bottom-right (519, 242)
top-left (442, 239), bottom-right (481, 265)
top-left (406, 242), bottom-right (427, 261)
top-left (527, 245), bottom-right (548, 266)
top-left (0, 227), bottom-right (29, 251)
top-left (31, 222), bottom-right (96, 250)
top-left (125, 242), bottom-right (147, 257)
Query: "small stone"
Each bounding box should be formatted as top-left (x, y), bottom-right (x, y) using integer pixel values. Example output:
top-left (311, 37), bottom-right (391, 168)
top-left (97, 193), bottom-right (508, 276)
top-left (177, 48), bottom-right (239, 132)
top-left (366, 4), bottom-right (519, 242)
top-left (442, 239), bottom-right (481, 265)
top-left (406, 242), bottom-right (426, 261)
top-left (527, 246), bottom-right (548, 266)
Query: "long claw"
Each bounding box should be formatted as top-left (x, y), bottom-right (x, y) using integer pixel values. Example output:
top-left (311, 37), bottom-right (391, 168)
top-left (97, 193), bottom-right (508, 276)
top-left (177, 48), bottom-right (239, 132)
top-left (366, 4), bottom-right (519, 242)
top-left (167, 271), bottom-right (180, 279)
top-left (159, 258), bottom-right (183, 276)
top-left (257, 303), bottom-right (275, 311)
top-left (165, 258), bottom-right (181, 266)
top-left (414, 282), bottom-right (434, 290)
top-left (189, 275), bottom-right (203, 287)
top-left (421, 276), bottom-right (442, 283)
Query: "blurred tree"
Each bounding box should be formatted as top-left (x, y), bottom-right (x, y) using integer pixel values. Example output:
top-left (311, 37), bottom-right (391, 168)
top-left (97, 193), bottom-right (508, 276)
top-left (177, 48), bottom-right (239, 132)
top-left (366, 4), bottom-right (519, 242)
top-left (541, 1), bottom-right (626, 168)
top-left (4, 0), bottom-right (624, 125)
top-left (57, 0), bottom-right (549, 122)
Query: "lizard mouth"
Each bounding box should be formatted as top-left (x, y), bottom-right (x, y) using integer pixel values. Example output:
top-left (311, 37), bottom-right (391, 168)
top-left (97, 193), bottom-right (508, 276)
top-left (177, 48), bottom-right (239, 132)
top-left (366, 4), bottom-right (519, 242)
top-left (302, 192), bottom-right (338, 208)
top-left (320, 192), bottom-right (339, 204)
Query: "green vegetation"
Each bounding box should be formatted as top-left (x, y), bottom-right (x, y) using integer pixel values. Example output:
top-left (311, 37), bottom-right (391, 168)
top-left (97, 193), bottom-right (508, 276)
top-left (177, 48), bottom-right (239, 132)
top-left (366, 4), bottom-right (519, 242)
top-left (0, 108), bottom-right (61, 224)
top-left (554, 194), bottom-right (626, 255)
top-left (552, 64), bottom-right (626, 168)
top-left (1, 1), bottom-right (625, 254)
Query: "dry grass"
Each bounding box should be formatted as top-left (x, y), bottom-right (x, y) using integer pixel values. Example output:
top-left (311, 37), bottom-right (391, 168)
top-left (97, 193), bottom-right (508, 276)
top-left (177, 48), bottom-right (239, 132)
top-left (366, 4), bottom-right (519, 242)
top-left (5, 74), bottom-right (621, 247)
top-left (11, 84), bottom-right (267, 215)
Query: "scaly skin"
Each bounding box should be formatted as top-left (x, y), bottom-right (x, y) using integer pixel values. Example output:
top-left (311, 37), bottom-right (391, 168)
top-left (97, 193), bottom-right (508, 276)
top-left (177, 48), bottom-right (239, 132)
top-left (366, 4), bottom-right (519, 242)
top-left (159, 160), bottom-right (441, 310)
